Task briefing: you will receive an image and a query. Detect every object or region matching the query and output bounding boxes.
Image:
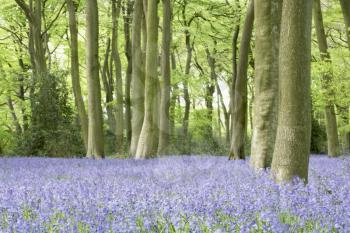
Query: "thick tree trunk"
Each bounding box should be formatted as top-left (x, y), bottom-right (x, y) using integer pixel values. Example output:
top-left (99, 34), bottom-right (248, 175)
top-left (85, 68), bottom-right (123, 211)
top-left (271, 0), bottom-right (313, 183)
top-left (314, 0), bottom-right (340, 157)
top-left (67, 0), bottom-right (89, 151)
top-left (124, 0), bottom-right (133, 144)
top-left (86, 0), bottom-right (104, 159)
top-left (158, 0), bottom-right (172, 155)
top-left (112, 0), bottom-right (124, 152)
top-left (229, 0), bottom-right (254, 160)
top-left (130, 0), bottom-right (145, 156)
top-left (135, 0), bottom-right (159, 159)
top-left (250, 0), bottom-right (282, 169)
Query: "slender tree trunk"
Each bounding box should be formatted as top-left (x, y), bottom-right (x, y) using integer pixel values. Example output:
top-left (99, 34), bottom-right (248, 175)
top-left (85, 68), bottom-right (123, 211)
top-left (271, 0), bottom-right (313, 183)
top-left (124, 0), bottom-right (133, 144)
top-left (205, 48), bottom-right (217, 139)
top-left (216, 82), bottom-right (230, 144)
top-left (158, 0), bottom-right (172, 155)
top-left (7, 97), bottom-right (22, 135)
top-left (340, 0), bottom-right (350, 48)
top-left (182, 30), bottom-right (191, 152)
top-left (339, 0), bottom-right (350, 153)
top-left (86, 0), bottom-right (104, 159)
top-left (130, 0), bottom-right (145, 156)
top-left (314, 0), bottom-right (340, 157)
top-left (135, 0), bottom-right (159, 159)
top-left (250, 0), bottom-right (282, 169)
top-left (101, 38), bottom-right (116, 134)
top-left (67, 0), bottom-right (89, 151)
top-left (112, 0), bottom-right (124, 152)
top-left (170, 53), bottom-right (178, 136)
top-left (229, 0), bottom-right (254, 160)
top-left (18, 58), bottom-right (29, 131)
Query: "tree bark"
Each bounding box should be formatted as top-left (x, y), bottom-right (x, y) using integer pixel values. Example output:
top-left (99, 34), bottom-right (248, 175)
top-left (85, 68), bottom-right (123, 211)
top-left (250, 0), bottom-right (282, 169)
top-left (112, 0), bottom-right (124, 152)
top-left (205, 47), bottom-right (217, 139)
top-left (229, 0), bottom-right (254, 160)
top-left (7, 97), bottom-right (22, 135)
top-left (135, 0), bottom-right (159, 159)
top-left (158, 0), bottom-right (172, 155)
top-left (86, 0), bottom-right (104, 159)
top-left (130, 0), bottom-right (145, 156)
top-left (271, 0), bottom-right (313, 183)
top-left (313, 0), bottom-right (340, 157)
top-left (67, 0), bottom-right (89, 151)
top-left (101, 38), bottom-right (116, 135)
top-left (339, 0), bottom-right (350, 153)
top-left (340, 0), bottom-right (350, 48)
top-left (124, 0), bottom-right (133, 144)
top-left (182, 29), bottom-right (191, 152)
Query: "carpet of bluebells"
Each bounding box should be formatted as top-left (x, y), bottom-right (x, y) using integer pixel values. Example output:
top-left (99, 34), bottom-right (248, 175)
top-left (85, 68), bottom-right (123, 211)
top-left (0, 155), bottom-right (349, 233)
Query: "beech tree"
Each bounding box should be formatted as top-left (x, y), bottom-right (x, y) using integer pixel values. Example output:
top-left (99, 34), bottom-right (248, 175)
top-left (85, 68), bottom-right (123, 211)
top-left (250, 0), bottom-right (282, 169)
top-left (271, 0), bottom-right (313, 182)
top-left (313, 0), bottom-right (340, 157)
top-left (86, 0), bottom-right (104, 159)
top-left (229, 0), bottom-right (254, 160)
top-left (67, 0), bottom-right (88, 151)
top-left (135, 0), bottom-right (159, 159)
top-left (158, 0), bottom-right (172, 155)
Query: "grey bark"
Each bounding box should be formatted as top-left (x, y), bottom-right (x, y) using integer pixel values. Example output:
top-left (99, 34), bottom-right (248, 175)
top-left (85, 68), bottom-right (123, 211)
top-left (130, 0), bottom-right (145, 156)
top-left (313, 0), bottom-right (340, 157)
top-left (271, 0), bottom-right (313, 183)
top-left (158, 0), bottom-right (172, 155)
top-left (101, 38), bottom-right (116, 134)
top-left (124, 0), bottom-right (133, 144)
top-left (67, 0), bottom-right (89, 151)
top-left (86, 0), bottom-right (104, 159)
top-left (135, 0), bottom-right (159, 159)
top-left (112, 0), bottom-right (124, 152)
top-left (250, 0), bottom-right (282, 169)
top-left (229, 0), bottom-right (254, 160)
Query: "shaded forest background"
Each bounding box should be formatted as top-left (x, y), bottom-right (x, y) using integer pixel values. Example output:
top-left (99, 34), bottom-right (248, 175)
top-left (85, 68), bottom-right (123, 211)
top-left (0, 0), bottom-right (349, 158)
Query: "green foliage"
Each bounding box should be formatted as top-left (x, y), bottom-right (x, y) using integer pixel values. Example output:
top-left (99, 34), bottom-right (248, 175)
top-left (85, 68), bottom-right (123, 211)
top-left (17, 74), bottom-right (84, 157)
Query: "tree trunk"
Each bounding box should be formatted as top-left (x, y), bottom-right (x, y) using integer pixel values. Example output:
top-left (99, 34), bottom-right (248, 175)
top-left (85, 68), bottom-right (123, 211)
top-left (182, 30), bottom-right (191, 152)
top-left (86, 0), bottom-right (104, 159)
top-left (229, 0), bottom-right (254, 160)
top-left (158, 0), bottom-right (172, 155)
top-left (313, 0), bottom-right (340, 157)
top-left (339, 0), bottom-right (350, 153)
top-left (7, 97), bottom-right (22, 135)
top-left (67, 0), bottom-right (89, 151)
top-left (205, 47), bottom-right (217, 139)
top-left (250, 0), bottom-right (282, 169)
top-left (135, 0), bottom-right (159, 159)
top-left (170, 53), bottom-right (178, 136)
top-left (340, 0), bottom-right (350, 48)
top-left (101, 38), bottom-right (116, 135)
top-left (124, 0), bottom-right (133, 145)
top-left (130, 0), bottom-right (145, 156)
top-left (112, 0), bottom-right (124, 152)
top-left (271, 0), bottom-right (313, 183)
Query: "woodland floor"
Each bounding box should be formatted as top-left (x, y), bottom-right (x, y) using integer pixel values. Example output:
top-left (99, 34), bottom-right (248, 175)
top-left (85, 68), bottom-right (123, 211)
top-left (0, 155), bottom-right (349, 232)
